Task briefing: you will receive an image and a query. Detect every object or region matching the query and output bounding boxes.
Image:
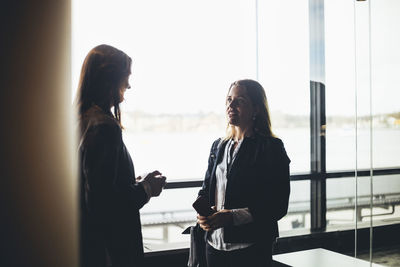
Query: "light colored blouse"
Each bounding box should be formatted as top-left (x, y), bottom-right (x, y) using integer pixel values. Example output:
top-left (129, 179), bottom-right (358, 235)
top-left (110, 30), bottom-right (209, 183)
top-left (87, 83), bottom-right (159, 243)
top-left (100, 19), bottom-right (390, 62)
top-left (207, 139), bottom-right (254, 251)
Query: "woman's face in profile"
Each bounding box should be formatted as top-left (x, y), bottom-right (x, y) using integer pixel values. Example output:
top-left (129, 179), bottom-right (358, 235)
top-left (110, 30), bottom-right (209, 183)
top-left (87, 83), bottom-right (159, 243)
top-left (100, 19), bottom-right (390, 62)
top-left (226, 85), bottom-right (255, 129)
top-left (118, 74), bottom-right (131, 103)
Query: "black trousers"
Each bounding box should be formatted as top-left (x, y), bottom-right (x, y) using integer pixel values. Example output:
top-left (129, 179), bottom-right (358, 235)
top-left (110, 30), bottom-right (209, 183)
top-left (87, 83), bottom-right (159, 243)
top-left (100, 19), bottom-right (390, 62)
top-left (205, 242), bottom-right (272, 267)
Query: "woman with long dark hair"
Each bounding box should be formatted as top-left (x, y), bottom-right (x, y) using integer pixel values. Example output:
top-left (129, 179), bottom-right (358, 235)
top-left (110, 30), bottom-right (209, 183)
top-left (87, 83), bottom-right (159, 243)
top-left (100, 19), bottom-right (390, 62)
top-left (197, 79), bottom-right (291, 267)
top-left (76, 44), bottom-right (166, 267)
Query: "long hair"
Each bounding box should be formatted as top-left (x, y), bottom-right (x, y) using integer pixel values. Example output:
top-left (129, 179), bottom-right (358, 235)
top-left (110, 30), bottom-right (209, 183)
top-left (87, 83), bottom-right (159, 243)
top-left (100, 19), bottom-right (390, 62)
top-left (225, 79), bottom-right (275, 140)
top-left (76, 44), bottom-right (131, 127)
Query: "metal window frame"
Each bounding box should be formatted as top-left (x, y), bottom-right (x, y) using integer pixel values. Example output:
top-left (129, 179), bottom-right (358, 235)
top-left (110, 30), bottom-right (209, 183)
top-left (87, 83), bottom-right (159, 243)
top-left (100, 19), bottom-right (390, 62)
top-left (310, 81), bottom-right (327, 231)
top-left (163, 168), bottom-right (400, 189)
top-left (309, 0), bottom-right (327, 232)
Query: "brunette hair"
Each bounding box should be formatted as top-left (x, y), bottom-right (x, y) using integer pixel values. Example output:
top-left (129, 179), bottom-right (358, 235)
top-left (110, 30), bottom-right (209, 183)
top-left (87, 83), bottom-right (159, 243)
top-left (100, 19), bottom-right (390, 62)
top-left (225, 79), bottom-right (275, 140)
top-left (76, 44), bottom-right (131, 126)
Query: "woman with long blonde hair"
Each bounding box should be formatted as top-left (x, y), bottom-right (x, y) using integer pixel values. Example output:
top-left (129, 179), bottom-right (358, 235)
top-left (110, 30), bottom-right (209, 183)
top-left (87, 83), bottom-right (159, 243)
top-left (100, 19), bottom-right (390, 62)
top-left (197, 79), bottom-right (291, 267)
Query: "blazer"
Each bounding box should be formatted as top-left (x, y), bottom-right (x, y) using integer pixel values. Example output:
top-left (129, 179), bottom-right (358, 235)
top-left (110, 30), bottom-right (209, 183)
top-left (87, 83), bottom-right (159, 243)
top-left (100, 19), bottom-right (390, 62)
top-left (198, 133), bottom-right (291, 244)
top-left (79, 105), bottom-right (147, 267)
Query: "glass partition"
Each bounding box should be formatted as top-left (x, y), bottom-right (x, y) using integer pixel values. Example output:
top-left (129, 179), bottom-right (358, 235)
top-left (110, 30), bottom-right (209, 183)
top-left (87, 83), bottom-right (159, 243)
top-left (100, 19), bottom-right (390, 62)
top-left (369, 0), bottom-right (400, 168)
top-left (369, 0), bottom-right (400, 264)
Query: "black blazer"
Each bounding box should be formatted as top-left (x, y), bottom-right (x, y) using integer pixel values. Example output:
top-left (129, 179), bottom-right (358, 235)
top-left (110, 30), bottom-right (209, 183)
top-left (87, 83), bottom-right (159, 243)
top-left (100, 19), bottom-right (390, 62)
top-left (198, 134), bottom-right (290, 244)
top-left (79, 105), bottom-right (147, 267)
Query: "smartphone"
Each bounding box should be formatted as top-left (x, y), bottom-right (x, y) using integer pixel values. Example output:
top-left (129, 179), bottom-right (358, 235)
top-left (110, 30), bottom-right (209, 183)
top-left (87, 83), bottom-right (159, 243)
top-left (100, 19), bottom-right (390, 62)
top-left (192, 196), bottom-right (215, 216)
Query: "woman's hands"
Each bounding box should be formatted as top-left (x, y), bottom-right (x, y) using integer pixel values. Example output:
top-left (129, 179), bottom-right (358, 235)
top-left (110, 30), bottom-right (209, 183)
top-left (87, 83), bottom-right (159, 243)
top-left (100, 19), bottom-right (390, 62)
top-left (136, 170), bottom-right (167, 197)
top-left (197, 207), bottom-right (233, 231)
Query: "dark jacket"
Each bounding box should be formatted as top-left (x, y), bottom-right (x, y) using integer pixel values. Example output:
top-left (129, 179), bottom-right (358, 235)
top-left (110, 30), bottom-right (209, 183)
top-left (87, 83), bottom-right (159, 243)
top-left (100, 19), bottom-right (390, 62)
top-left (199, 134), bottom-right (291, 244)
top-left (79, 105), bottom-right (147, 267)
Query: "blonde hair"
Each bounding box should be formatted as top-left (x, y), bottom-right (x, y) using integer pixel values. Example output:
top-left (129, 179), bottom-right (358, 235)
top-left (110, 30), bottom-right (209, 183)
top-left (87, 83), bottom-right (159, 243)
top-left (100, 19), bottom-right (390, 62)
top-left (225, 79), bottom-right (275, 140)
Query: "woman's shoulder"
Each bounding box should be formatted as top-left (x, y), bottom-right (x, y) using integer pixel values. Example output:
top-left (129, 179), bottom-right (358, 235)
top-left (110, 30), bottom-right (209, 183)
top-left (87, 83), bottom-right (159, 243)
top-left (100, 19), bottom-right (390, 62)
top-left (255, 134), bottom-right (287, 155)
top-left (82, 105), bottom-right (120, 130)
top-left (212, 137), bottom-right (223, 146)
top-left (257, 134), bottom-right (284, 146)
top-left (210, 137), bottom-right (223, 152)
top-left (257, 134), bottom-right (290, 162)
top-left (80, 106), bottom-right (121, 143)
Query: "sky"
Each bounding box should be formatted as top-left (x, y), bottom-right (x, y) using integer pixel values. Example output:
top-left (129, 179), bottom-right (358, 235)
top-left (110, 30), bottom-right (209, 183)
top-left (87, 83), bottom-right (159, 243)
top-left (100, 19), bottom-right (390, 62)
top-left (72, 0), bottom-right (400, 117)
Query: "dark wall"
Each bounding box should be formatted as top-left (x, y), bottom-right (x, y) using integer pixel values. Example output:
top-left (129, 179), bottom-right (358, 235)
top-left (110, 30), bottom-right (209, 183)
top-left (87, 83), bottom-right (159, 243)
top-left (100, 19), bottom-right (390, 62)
top-left (0, 1), bottom-right (78, 266)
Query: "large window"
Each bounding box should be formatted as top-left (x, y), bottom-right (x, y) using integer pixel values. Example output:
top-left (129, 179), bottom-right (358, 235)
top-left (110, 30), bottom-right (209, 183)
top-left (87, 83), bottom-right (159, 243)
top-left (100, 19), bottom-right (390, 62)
top-left (324, 0), bottom-right (400, 235)
top-left (73, 0), bottom-right (400, 254)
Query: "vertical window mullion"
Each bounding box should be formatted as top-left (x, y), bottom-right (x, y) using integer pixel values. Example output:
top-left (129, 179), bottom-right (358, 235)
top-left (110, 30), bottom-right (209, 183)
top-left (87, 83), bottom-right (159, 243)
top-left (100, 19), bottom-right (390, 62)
top-left (309, 0), bottom-right (327, 231)
top-left (310, 82), bottom-right (326, 231)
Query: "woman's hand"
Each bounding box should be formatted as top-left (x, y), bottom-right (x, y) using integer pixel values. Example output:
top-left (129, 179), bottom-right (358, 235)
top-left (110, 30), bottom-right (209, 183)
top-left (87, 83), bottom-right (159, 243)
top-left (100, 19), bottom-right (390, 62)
top-left (197, 207), bottom-right (233, 231)
top-left (197, 214), bottom-right (212, 231)
top-left (137, 170), bottom-right (167, 197)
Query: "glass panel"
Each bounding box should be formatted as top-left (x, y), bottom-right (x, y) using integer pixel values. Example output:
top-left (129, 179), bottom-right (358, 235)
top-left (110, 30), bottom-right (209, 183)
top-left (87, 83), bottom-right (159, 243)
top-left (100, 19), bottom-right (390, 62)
top-left (141, 180), bottom-right (311, 249)
top-left (324, 0), bottom-right (357, 172)
top-left (327, 175), bottom-right (400, 225)
top-left (258, 0), bottom-right (310, 174)
top-left (325, 0), bottom-right (400, 171)
top-left (367, 0), bottom-right (400, 263)
top-left (370, 3), bottom-right (400, 264)
top-left (324, 0), bottom-right (374, 261)
top-left (370, 175), bottom-right (400, 224)
top-left (326, 177), bottom-right (356, 227)
top-left (141, 188), bottom-right (198, 249)
top-left (354, 0), bottom-right (373, 261)
top-left (370, 0), bottom-right (400, 169)
top-left (280, 180), bottom-right (311, 233)
top-left (326, 177), bottom-right (377, 228)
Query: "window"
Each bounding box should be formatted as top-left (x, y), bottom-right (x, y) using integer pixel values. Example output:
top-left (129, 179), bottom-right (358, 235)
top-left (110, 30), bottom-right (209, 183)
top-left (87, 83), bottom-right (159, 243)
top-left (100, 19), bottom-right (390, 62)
top-left (327, 175), bottom-right (400, 228)
top-left (73, 0), bottom-right (400, 252)
top-left (324, 0), bottom-right (400, 232)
